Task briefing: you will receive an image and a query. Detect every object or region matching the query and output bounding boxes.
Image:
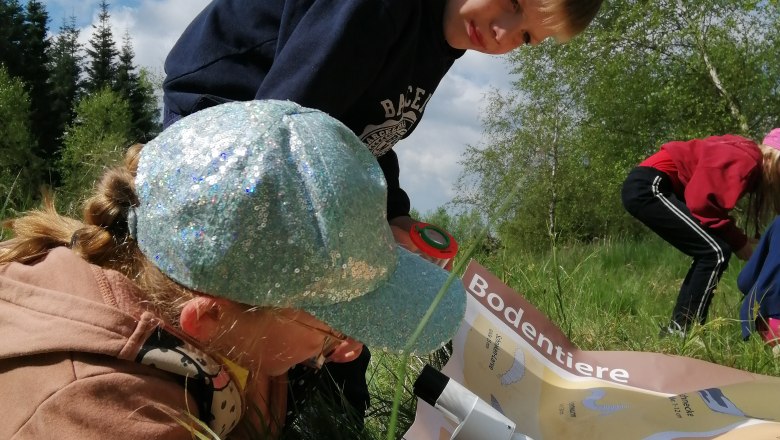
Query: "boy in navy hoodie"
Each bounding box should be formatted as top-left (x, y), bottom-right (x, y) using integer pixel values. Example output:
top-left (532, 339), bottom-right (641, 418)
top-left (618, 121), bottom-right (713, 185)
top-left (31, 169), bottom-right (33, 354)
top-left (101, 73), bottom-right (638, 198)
top-left (162, 0), bottom-right (603, 428)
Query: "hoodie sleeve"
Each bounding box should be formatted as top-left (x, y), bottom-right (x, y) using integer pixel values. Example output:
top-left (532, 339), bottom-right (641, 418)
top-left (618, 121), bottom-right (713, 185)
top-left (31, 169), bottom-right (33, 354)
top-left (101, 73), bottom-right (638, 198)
top-left (377, 149), bottom-right (411, 219)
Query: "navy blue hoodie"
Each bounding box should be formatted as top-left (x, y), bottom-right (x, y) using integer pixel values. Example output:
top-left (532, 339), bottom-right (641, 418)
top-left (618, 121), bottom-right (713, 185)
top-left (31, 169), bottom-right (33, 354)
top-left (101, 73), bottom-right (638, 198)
top-left (163, 0), bottom-right (465, 219)
top-left (739, 216), bottom-right (780, 339)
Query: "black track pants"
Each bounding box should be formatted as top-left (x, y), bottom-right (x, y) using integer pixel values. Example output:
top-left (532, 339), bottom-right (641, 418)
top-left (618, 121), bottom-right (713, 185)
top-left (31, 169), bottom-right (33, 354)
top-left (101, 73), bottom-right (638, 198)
top-left (622, 167), bottom-right (731, 329)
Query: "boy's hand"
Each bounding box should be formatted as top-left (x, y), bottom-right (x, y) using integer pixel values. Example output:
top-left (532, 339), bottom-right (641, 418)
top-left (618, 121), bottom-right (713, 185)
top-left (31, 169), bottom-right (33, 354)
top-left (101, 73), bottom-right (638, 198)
top-left (389, 215), bottom-right (421, 253)
top-left (388, 216), bottom-right (455, 269)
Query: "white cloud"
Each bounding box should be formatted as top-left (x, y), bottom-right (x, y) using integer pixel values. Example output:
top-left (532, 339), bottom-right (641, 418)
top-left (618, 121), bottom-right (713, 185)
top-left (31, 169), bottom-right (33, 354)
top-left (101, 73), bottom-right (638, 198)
top-left (396, 51), bottom-right (514, 214)
top-left (45, 0), bottom-right (516, 214)
top-left (44, 0), bottom-right (99, 26)
top-left (115, 0), bottom-right (212, 70)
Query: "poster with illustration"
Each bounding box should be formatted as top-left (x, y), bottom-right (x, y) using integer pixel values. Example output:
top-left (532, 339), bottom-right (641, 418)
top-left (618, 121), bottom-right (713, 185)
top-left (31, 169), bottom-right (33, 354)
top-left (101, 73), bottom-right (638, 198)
top-left (404, 261), bottom-right (780, 439)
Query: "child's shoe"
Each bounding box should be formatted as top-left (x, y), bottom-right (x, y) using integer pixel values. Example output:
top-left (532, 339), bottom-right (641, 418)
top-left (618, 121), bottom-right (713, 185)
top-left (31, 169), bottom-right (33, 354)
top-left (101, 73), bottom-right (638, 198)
top-left (658, 321), bottom-right (687, 338)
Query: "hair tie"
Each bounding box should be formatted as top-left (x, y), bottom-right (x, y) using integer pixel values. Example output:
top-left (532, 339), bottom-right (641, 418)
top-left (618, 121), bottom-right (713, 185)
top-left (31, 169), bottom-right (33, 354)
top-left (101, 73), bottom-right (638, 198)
top-left (68, 232), bottom-right (79, 249)
top-left (127, 206), bottom-right (138, 240)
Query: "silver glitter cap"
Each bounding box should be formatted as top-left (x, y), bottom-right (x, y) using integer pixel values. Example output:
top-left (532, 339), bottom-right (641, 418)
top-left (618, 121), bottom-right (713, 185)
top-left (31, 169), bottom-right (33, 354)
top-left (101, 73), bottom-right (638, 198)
top-left (135, 100), bottom-right (465, 353)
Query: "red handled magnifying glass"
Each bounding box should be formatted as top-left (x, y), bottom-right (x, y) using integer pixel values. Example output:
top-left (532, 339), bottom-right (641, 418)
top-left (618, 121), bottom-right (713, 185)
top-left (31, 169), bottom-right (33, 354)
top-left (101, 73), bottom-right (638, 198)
top-left (409, 222), bottom-right (458, 271)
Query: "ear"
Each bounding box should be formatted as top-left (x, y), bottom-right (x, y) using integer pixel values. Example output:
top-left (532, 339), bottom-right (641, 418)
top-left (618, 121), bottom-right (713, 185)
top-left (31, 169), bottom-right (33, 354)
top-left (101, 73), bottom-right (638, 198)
top-left (180, 296), bottom-right (222, 342)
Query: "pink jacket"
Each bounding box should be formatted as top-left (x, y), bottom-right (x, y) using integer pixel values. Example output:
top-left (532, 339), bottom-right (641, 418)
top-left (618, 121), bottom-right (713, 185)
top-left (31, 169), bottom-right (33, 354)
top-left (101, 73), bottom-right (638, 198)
top-left (0, 247), bottom-right (239, 439)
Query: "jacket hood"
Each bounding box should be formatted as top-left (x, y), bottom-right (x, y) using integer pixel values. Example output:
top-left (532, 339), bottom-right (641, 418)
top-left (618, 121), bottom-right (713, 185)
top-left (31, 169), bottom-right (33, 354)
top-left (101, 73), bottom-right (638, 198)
top-left (0, 247), bottom-right (247, 439)
top-left (0, 247), bottom-right (148, 360)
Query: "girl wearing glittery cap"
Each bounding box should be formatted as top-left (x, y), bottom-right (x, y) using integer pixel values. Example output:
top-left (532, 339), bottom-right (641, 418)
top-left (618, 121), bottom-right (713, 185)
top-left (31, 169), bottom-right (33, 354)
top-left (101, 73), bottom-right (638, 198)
top-left (0, 100), bottom-right (466, 439)
top-left (621, 128), bottom-right (780, 338)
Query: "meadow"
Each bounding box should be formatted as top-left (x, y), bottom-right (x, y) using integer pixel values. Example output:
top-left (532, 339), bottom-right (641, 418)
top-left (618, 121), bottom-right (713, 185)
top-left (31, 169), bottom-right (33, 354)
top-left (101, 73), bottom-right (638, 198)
top-left (355, 235), bottom-right (780, 439)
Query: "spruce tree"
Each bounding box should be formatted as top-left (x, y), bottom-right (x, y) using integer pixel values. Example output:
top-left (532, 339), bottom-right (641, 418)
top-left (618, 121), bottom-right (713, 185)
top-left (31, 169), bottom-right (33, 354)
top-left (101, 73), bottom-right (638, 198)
top-left (116, 32), bottom-right (159, 142)
top-left (114, 32), bottom-right (135, 97)
top-left (84, 0), bottom-right (117, 93)
top-left (22, 0), bottom-right (55, 164)
top-left (0, 0), bottom-right (26, 78)
top-left (47, 16), bottom-right (83, 185)
top-left (134, 69), bottom-right (162, 141)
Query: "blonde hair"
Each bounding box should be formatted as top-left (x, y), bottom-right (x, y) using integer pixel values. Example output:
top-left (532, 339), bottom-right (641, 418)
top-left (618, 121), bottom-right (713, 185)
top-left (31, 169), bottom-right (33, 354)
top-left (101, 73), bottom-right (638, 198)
top-left (0, 144), bottom-right (192, 323)
top-left (541, 0), bottom-right (604, 42)
top-left (746, 144), bottom-right (780, 236)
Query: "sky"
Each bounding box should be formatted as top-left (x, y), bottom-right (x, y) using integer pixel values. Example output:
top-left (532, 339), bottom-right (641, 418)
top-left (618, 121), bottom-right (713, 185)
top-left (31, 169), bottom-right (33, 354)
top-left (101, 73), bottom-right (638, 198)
top-left (42, 0), bottom-right (516, 215)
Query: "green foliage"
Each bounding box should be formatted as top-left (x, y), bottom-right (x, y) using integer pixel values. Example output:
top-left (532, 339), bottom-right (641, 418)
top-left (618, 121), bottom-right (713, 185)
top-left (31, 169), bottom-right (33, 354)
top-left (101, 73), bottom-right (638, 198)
top-left (576, 0), bottom-right (780, 138)
top-left (0, 66), bottom-right (40, 220)
top-left (58, 87), bottom-right (131, 211)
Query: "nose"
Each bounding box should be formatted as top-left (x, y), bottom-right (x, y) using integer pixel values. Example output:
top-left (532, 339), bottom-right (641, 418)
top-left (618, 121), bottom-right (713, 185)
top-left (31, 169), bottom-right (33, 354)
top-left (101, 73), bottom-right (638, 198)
top-left (491, 14), bottom-right (527, 52)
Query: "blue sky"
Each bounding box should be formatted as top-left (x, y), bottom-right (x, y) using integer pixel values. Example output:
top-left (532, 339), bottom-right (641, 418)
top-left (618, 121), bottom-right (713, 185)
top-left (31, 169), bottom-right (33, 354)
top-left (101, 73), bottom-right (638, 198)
top-left (42, 0), bottom-right (515, 215)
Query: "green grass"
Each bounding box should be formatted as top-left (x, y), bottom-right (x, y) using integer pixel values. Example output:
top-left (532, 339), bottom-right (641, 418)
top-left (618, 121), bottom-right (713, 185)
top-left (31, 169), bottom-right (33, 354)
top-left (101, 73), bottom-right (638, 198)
top-left (471, 236), bottom-right (780, 374)
top-left (349, 235), bottom-right (780, 439)
top-left (0, 174), bottom-right (38, 241)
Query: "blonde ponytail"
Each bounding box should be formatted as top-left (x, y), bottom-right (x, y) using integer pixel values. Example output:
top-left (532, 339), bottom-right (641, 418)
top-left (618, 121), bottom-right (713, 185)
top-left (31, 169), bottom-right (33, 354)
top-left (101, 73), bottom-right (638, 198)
top-left (746, 145), bottom-right (780, 236)
top-left (0, 144), bottom-right (192, 323)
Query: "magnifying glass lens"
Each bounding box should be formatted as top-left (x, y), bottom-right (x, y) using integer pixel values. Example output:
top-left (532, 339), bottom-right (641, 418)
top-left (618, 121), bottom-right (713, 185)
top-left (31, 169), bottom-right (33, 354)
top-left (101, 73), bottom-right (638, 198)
top-left (422, 228), bottom-right (447, 247)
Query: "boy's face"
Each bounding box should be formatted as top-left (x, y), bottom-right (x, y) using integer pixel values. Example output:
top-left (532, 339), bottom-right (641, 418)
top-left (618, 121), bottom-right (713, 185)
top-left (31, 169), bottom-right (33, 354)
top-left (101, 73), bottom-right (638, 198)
top-left (443, 0), bottom-right (556, 54)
